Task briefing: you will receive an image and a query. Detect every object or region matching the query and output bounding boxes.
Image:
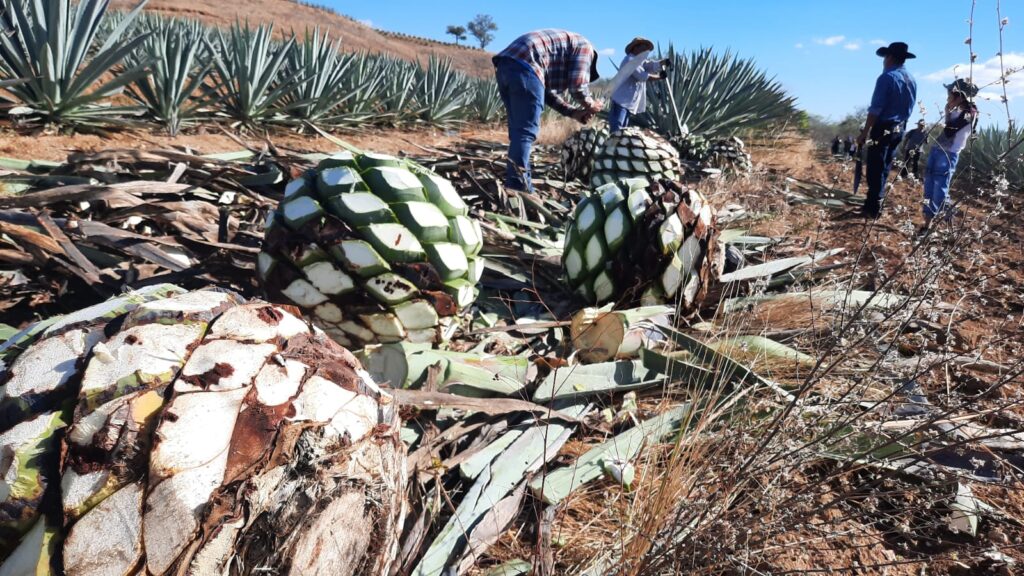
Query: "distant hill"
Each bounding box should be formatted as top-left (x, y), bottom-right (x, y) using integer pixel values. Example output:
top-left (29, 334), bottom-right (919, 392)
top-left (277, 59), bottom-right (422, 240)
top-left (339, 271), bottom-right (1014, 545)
top-left (111, 0), bottom-right (496, 77)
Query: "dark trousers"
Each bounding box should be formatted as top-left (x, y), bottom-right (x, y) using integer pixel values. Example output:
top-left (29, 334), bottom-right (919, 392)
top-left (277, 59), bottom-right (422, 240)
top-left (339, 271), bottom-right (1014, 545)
top-left (863, 122), bottom-right (904, 217)
top-left (899, 148), bottom-right (921, 179)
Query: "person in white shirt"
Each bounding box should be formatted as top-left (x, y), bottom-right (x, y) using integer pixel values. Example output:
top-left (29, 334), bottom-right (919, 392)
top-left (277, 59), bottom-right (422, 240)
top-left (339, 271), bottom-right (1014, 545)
top-left (608, 37), bottom-right (670, 133)
top-left (920, 79), bottom-right (979, 233)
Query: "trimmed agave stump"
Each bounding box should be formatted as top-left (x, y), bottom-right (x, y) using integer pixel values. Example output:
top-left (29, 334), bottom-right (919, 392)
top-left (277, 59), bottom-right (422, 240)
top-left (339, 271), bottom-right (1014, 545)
top-left (0, 286), bottom-right (405, 576)
top-left (260, 151), bottom-right (484, 348)
top-left (563, 178), bottom-right (721, 312)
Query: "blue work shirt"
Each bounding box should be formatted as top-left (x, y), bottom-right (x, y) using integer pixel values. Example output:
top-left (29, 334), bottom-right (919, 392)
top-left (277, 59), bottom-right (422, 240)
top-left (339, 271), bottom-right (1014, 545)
top-left (868, 65), bottom-right (917, 124)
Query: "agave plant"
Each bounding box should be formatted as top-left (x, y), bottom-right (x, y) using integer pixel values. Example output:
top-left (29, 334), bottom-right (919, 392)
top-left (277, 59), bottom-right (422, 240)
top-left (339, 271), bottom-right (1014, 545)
top-left (280, 29), bottom-right (365, 128)
top-left (126, 18), bottom-right (213, 135)
top-left (469, 76), bottom-right (502, 123)
top-left (375, 55), bottom-right (420, 125)
top-left (210, 22), bottom-right (307, 126)
top-left (414, 56), bottom-right (471, 126)
top-left (641, 46), bottom-right (798, 139)
top-left (959, 124), bottom-right (1024, 191)
top-left (0, 0), bottom-right (152, 125)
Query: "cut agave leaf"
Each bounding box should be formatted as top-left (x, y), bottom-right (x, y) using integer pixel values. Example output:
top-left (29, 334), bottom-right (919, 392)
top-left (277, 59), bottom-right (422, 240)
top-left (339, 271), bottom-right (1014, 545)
top-left (281, 196), bottom-right (324, 230)
top-left (419, 173), bottom-right (468, 217)
top-left (391, 202), bottom-right (450, 243)
top-left (302, 261), bottom-right (355, 296)
top-left (449, 215), bottom-right (483, 256)
top-left (330, 240), bottom-right (391, 278)
top-left (284, 177), bottom-right (312, 200)
top-left (356, 152), bottom-right (403, 170)
top-left (359, 313), bottom-right (407, 340)
top-left (317, 151), bottom-right (357, 169)
top-left (394, 300), bottom-right (440, 331)
top-left (364, 273), bottom-right (419, 306)
top-left (281, 279), bottom-right (329, 307)
top-left (317, 166), bottom-right (367, 197)
top-left (362, 223), bottom-right (425, 263)
top-left (443, 279), bottom-right (476, 309)
top-left (362, 167), bottom-right (425, 203)
top-left (423, 243), bottom-right (469, 281)
top-left (326, 192), bottom-right (395, 226)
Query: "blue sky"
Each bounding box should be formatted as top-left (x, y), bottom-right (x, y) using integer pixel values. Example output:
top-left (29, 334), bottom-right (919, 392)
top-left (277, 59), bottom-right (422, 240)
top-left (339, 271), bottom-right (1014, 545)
top-left (337, 0), bottom-right (1021, 128)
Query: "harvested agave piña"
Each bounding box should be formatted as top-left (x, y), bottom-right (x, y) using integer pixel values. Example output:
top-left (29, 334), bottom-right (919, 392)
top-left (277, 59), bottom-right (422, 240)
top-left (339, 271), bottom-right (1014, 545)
top-left (561, 124), bottom-right (609, 182)
top-left (589, 127), bottom-right (682, 188)
top-left (260, 151), bottom-right (484, 347)
top-left (0, 286), bottom-right (405, 576)
top-left (562, 178), bottom-right (721, 314)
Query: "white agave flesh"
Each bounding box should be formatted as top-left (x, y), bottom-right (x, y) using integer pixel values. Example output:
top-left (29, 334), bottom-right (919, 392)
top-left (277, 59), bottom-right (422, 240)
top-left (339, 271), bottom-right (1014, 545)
top-left (208, 304), bottom-right (309, 342)
top-left (175, 340), bottom-right (276, 393)
top-left (1, 328), bottom-right (101, 398)
top-left (79, 323), bottom-right (204, 399)
top-left (584, 234), bottom-right (606, 273)
top-left (257, 252), bottom-right (276, 281)
top-left (283, 178), bottom-right (309, 199)
top-left (63, 482), bottom-right (144, 576)
top-left (303, 261), bottom-right (355, 296)
top-left (339, 321), bottom-right (375, 343)
top-left (314, 303), bottom-right (344, 323)
top-left (126, 289), bottom-right (234, 321)
top-left (564, 248), bottom-right (584, 283)
top-left (659, 214), bottom-right (684, 253)
top-left (281, 196), bottom-right (323, 226)
top-left (394, 300), bottom-right (440, 331)
top-left (150, 386), bottom-right (249, 479)
top-left (0, 412), bottom-right (61, 503)
top-left (290, 376), bottom-right (378, 443)
top-left (593, 271), bottom-right (615, 303)
top-left (281, 278), bottom-right (329, 308)
top-left (360, 313), bottom-right (407, 340)
top-left (253, 359), bottom-right (307, 406)
top-left (61, 468), bottom-right (110, 517)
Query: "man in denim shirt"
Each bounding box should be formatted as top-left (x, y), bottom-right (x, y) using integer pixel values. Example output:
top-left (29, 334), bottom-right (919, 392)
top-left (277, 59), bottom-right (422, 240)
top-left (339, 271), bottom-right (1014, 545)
top-left (493, 30), bottom-right (604, 192)
top-left (856, 42), bottom-right (918, 218)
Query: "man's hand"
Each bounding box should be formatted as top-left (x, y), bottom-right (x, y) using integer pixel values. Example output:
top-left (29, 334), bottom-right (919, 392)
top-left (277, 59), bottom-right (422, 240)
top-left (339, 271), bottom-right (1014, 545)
top-left (585, 100), bottom-right (604, 114)
top-left (572, 109), bottom-right (593, 124)
top-left (660, 58), bottom-right (673, 71)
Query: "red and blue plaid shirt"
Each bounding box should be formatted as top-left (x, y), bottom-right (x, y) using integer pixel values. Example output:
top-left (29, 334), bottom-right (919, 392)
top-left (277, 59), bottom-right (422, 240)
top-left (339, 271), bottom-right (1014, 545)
top-left (495, 29), bottom-right (597, 116)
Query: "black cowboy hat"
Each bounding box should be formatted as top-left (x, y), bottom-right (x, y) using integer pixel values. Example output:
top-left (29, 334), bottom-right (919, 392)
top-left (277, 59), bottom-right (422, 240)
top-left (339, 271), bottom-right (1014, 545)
top-left (876, 41), bottom-right (916, 59)
top-left (944, 78), bottom-right (980, 98)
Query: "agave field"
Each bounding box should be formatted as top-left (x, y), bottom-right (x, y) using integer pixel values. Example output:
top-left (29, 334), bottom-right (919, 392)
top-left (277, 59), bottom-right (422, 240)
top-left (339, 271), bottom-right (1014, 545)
top-left (1, 0), bottom-right (1023, 575)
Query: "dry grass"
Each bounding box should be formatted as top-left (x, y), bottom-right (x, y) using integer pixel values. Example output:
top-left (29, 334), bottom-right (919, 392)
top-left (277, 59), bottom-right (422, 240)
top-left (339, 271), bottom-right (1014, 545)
top-left (537, 115), bottom-right (582, 147)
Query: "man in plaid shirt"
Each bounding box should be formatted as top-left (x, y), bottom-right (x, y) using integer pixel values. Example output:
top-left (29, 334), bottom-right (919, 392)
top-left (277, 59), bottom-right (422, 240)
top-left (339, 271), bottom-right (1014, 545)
top-left (494, 29), bottom-right (604, 191)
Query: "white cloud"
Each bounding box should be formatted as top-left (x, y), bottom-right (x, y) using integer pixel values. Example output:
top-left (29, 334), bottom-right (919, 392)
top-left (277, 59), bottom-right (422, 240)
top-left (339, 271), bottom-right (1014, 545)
top-left (924, 52), bottom-right (1024, 101)
top-left (844, 42), bottom-right (861, 51)
top-left (815, 35), bottom-right (846, 46)
top-left (358, 19), bottom-right (373, 27)
top-left (794, 42), bottom-right (804, 49)
top-left (869, 39), bottom-right (887, 46)
top-left (598, 48), bottom-right (616, 57)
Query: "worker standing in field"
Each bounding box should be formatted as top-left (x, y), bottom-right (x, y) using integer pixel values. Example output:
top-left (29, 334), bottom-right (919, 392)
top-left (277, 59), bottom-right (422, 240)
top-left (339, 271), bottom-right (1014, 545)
top-left (919, 79), bottom-right (979, 233)
top-left (493, 29), bottom-right (604, 192)
top-left (608, 37), bottom-right (670, 133)
top-left (899, 119), bottom-right (928, 179)
top-left (856, 42), bottom-right (918, 218)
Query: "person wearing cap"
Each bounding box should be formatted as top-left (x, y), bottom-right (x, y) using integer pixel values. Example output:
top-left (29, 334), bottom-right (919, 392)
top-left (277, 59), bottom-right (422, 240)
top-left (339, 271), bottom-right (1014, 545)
top-left (899, 119), bottom-right (928, 180)
top-left (608, 37), bottom-right (670, 133)
top-left (493, 29), bottom-right (604, 192)
top-left (856, 42), bottom-right (918, 218)
top-left (919, 79), bottom-right (979, 233)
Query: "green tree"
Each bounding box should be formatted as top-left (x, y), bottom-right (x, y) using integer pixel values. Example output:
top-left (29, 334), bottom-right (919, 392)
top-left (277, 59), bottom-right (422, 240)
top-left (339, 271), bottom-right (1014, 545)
top-left (445, 25), bottom-right (467, 45)
top-left (467, 14), bottom-right (497, 49)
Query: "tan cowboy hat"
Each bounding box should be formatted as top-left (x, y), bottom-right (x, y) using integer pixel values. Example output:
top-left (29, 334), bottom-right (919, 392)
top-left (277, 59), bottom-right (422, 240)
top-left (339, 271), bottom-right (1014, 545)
top-left (624, 37), bottom-right (655, 54)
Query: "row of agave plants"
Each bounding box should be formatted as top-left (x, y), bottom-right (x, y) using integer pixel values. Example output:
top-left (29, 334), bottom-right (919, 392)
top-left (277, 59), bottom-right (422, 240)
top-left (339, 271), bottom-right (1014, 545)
top-left (0, 0), bottom-right (504, 134)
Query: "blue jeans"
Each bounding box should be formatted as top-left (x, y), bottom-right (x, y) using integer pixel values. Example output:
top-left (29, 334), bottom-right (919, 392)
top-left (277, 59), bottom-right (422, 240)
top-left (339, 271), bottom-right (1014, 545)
top-left (864, 123), bottom-right (904, 217)
top-left (609, 101), bottom-right (630, 133)
top-left (495, 58), bottom-right (543, 191)
top-left (923, 147), bottom-right (959, 220)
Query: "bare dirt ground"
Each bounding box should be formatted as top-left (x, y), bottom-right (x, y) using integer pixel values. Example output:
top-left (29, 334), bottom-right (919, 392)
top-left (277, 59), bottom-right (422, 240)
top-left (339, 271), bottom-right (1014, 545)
top-left (109, 0), bottom-right (496, 77)
top-left (0, 124), bottom-right (507, 162)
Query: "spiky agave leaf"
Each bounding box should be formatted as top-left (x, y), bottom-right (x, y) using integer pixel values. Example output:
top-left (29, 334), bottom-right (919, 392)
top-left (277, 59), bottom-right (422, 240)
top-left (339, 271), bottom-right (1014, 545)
top-left (563, 178), bottom-right (720, 315)
top-left (414, 56), bottom-right (472, 126)
top-left (260, 152), bottom-right (484, 347)
top-left (642, 45), bottom-right (798, 139)
top-left (0, 0), bottom-right (153, 125)
top-left (281, 28), bottom-right (363, 127)
top-left (0, 286), bottom-right (406, 575)
top-left (469, 76), bottom-right (503, 123)
top-left (125, 17), bottom-right (213, 135)
top-left (209, 22), bottom-right (308, 126)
